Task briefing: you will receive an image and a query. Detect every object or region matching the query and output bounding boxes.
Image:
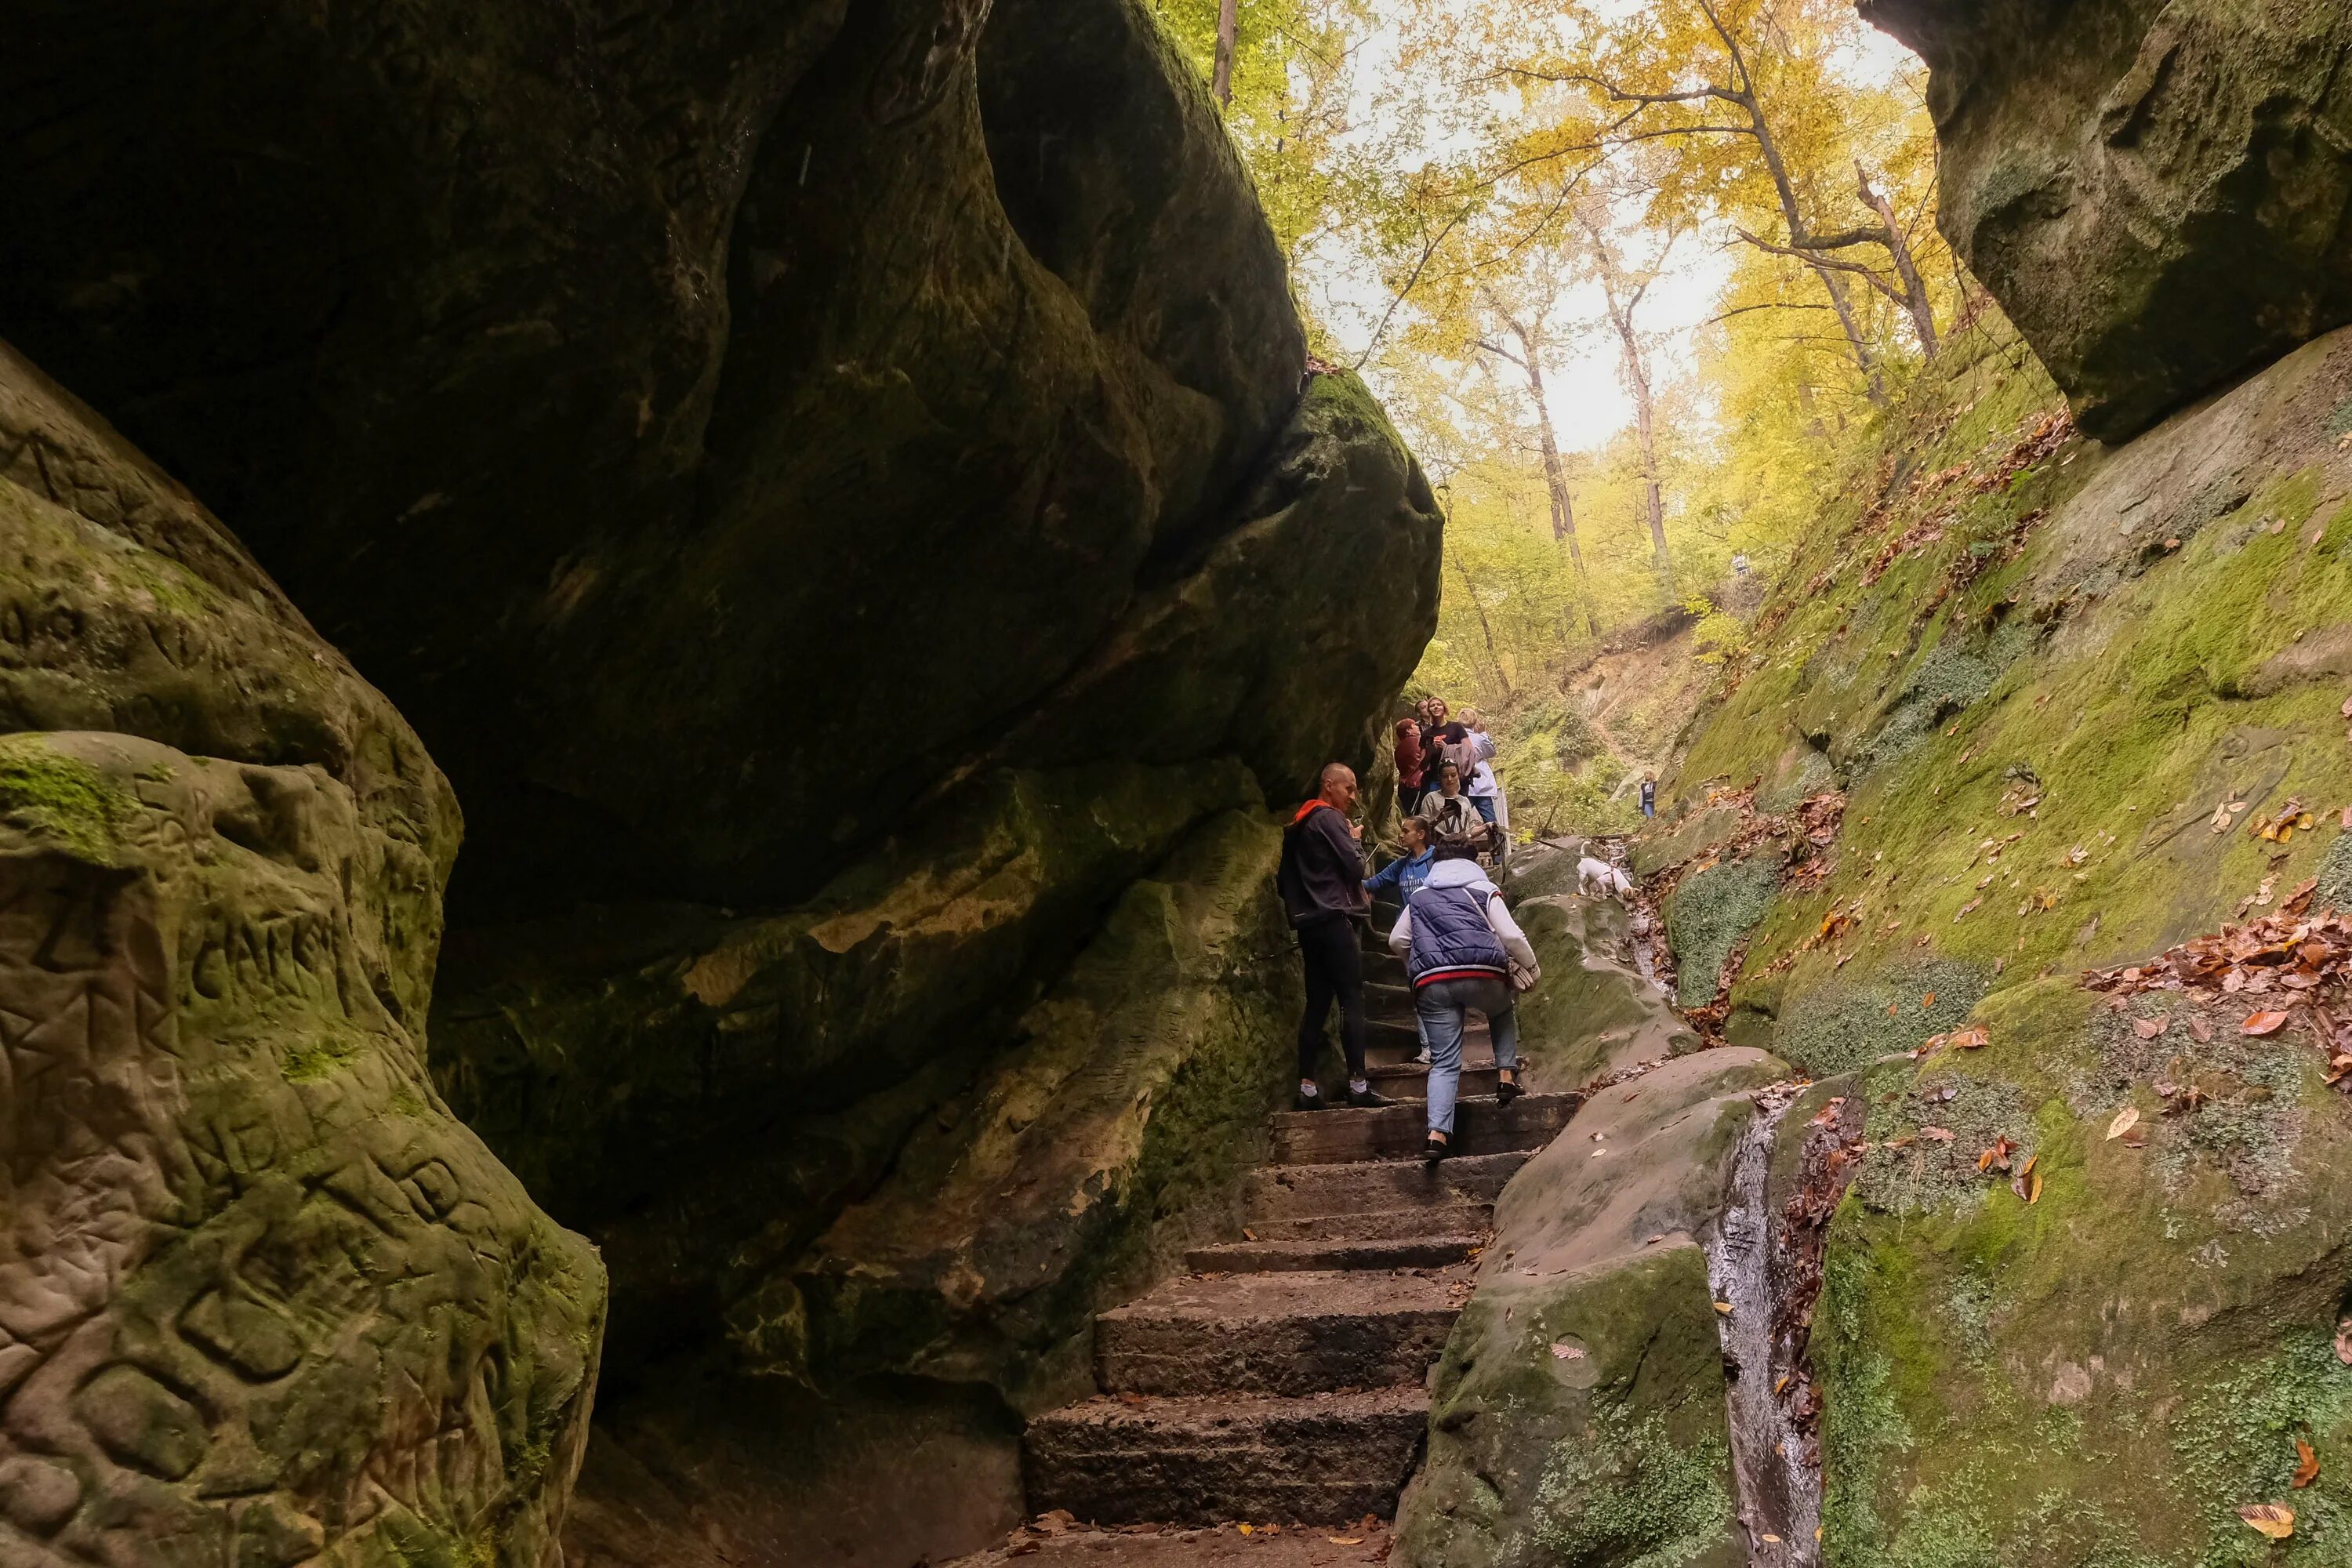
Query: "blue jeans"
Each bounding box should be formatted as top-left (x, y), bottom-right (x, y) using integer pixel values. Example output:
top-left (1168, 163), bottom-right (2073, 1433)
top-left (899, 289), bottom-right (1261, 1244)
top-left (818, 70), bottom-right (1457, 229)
top-left (1471, 794), bottom-right (1498, 824)
top-left (1417, 976), bottom-right (1519, 1136)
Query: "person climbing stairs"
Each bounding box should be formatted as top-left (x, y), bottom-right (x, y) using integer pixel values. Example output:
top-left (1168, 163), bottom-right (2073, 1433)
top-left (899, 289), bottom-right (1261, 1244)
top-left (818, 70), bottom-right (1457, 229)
top-left (1022, 908), bottom-right (1575, 1526)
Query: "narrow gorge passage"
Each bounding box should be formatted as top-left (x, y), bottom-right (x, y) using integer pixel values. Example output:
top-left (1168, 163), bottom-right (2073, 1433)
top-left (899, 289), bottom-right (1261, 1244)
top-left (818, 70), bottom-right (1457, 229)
top-left (1016, 911), bottom-right (1578, 1537)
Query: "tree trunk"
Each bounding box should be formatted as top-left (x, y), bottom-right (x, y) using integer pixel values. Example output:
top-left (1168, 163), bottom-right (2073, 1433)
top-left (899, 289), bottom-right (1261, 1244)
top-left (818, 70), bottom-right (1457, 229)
top-left (1517, 341), bottom-right (1601, 637)
top-left (1450, 554), bottom-right (1515, 702)
top-left (1856, 163), bottom-right (1939, 359)
top-left (1593, 263), bottom-right (1675, 604)
top-left (1212, 0), bottom-right (1239, 107)
top-left (1743, 93), bottom-right (1888, 405)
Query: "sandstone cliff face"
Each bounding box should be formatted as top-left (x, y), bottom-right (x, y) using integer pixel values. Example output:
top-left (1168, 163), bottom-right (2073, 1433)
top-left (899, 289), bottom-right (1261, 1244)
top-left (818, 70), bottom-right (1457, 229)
top-left (1653, 263), bottom-right (2352, 1564)
top-left (0, 2), bottom-right (1443, 1563)
top-left (0, 346), bottom-right (605, 1566)
top-left (1862, 0), bottom-right (2352, 440)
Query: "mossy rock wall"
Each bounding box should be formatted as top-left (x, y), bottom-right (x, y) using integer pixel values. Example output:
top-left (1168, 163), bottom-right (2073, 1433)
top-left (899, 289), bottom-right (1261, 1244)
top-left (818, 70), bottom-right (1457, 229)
top-left (0, 344), bottom-right (604, 1566)
top-left (1659, 308), bottom-right (2352, 1555)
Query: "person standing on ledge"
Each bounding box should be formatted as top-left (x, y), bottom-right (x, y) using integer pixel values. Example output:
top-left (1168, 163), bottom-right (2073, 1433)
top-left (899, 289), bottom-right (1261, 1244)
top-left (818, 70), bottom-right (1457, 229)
top-left (1276, 763), bottom-right (1391, 1112)
top-left (1640, 772), bottom-right (1658, 818)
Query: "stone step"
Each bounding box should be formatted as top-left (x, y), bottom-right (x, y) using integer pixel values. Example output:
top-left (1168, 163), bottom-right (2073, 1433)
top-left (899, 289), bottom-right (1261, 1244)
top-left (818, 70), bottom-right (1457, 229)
top-left (1362, 949), bottom-right (1406, 987)
top-left (1265, 1094), bottom-right (1578, 1166)
top-left (1238, 1202), bottom-right (1496, 1243)
top-left (1023, 1387), bottom-right (1429, 1526)
top-left (1185, 1235), bottom-right (1483, 1273)
top-left (1095, 1269), bottom-right (1462, 1396)
top-left (1241, 1152), bottom-right (1530, 1221)
top-left (1363, 1018), bottom-right (1488, 1059)
top-left (1364, 1059), bottom-right (1498, 1102)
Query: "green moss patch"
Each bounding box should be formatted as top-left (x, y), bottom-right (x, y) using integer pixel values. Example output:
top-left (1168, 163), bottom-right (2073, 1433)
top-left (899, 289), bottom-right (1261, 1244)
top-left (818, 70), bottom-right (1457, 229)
top-left (0, 737), bottom-right (134, 864)
top-left (1664, 853), bottom-right (1782, 1006)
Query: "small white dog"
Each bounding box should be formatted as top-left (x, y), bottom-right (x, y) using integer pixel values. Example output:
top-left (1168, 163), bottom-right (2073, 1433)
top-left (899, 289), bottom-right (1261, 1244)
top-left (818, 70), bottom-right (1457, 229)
top-left (1578, 857), bottom-right (1633, 899)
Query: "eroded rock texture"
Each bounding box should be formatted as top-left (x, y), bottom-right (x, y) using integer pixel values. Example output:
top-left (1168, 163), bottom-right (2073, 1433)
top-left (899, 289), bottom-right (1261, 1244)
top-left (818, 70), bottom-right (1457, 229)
top-left (0, 2), bottom-right (1441, 1563)
top-left (0, 347), bottom-right (604, 1567)
top-left (1861, 0), bottom-right (2352, 439)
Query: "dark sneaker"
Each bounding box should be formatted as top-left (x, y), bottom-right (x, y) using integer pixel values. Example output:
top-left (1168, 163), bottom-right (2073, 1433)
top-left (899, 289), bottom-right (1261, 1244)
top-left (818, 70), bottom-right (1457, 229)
top-left (1347, 1086), bottom-right (1395, 1109)
top-left (1294, 1087), bottom-right (1330, 1112)
top-left (1422, 1131), bottom-right (1450, 1166)
top-left (1495, 1069), bottom-right (1523, 1105)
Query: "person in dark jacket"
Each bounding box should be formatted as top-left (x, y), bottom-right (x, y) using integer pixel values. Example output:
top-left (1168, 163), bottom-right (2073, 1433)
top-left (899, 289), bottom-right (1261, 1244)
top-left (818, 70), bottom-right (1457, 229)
top-left (1276, 763), bottom-right (1390, 1112)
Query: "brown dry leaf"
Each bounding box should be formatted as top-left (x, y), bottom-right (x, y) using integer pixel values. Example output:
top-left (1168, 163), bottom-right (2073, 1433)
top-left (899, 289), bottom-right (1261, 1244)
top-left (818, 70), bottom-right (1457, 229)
top-left (1775, 1373), bottom-right (1792, 1395)
top-left (1713, 1301), bottom-right (1733, 1316)
top-left (1949, 1025), bottom-right (1991, 1050)
top-left (1921, 1126), bottom-right (1956, 1142)
top-left (2027, 1168), bottom-right (2044, 1203)
top-left (2294, 1439), bottom-right (2320, 1490)
top-left (2107, 1107), bottom-right (2140, 1140)
top-left (1237, 1524), bottom-right (1254, 1537)
top-left (1326, 1539), bottom-right (1364, 1547)
top-left (2337, 1317), bottom-right (2352, 1366)
top-left (1549, 1341), bottom-right (1585, 1361)
top-left (1922, 991), bottom-right (1937, 1007)
top-left (2132, 1016), bottom-right (2165, 1040)
top-left (2237, 1503), bottom-right (2294, 1539)
top-left (2189, 1016), bottom-right (2214, 1044)
top-left (1886, 1002), bottom-right (1900, 1017)
top-left (2242, 1010), bottom-right (2291, 1036)
top-left (2012, 1152), bottom-right (2041, 1203)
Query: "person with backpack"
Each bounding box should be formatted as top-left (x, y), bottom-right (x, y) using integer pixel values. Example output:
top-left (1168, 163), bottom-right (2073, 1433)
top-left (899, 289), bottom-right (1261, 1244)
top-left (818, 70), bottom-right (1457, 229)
top-left (1419, 760), bottom-right (1487, 847)
top-left (1276, 763), bottom-right (1392, 1112)
top-left (1388, 848), bottom-right (1540, 1163)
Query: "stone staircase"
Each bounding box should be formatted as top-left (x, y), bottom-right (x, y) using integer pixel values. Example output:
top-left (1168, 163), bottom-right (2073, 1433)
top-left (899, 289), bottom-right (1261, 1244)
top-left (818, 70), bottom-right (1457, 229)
top-left (1023, 909), bottom-right (1578, 1526)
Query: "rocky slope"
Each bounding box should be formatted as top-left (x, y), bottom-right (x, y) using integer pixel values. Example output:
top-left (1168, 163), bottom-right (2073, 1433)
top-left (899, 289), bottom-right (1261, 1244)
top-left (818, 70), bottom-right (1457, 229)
top-left (0, 2), bottom-right (1441, 1564)
top-left (1639, 7), bottom-right (2352, 1554)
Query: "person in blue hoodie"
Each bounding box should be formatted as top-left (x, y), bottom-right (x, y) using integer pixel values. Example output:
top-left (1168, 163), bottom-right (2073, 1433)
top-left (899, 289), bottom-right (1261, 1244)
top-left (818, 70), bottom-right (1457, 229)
top-left (1365, 816), bottom-right (1436, 906)
top-left (1389, 849), bottom-right (1541, 1163)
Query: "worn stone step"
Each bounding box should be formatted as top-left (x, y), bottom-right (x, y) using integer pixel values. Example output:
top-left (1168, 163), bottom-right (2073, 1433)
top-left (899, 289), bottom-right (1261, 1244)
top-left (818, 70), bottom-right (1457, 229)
top-left (1185, 1235), bottom-right (1483, 1272)
top-left (1266, 1094), bottom-right (1578, 1166)
top-left (1363, 1018), bottom-right (1487, 1061)
top-left (1238, 1202), bottom-right (1496, 1243)
top-left (1365, 1062), bottom-right (1501, 1103)
top-left (1023, 1386), bottom-right (1429, 1526)
top-left (1241, 1152), bottom-right (1530, 1221)
top-left (1095, 1269), bottom-right (1462, 1396)
top-left (1362, 949), bottom-right (1406, 986)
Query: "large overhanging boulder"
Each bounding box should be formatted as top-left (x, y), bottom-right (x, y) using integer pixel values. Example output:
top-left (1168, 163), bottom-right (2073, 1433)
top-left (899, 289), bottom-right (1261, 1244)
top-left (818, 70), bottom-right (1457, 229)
top-left (0, 343), bottom-right (604, 1566)
top-left (0, 2), bottom-right (1443, 1563)
top-left (1860, 0), bottom-right (2352, 439)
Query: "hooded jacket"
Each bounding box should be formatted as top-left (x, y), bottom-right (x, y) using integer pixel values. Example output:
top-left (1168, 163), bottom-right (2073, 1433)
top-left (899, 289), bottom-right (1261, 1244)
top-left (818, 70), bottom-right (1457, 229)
top-left (1276, 799), bottom-right (1369, 928)
top-left (1389, 858), bottom-right (1540, 988)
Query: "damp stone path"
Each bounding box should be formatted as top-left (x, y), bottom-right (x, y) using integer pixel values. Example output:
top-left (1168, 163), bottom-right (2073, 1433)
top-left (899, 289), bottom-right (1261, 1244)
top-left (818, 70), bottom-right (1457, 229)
top-left (1014, 910), bottom-right (1579, 1531)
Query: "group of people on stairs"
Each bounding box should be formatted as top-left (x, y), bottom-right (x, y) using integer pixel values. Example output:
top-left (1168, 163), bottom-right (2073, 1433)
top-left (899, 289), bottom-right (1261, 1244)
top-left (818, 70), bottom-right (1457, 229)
top-left (1276, 759), bottom-right (1541, 1165)
top-left (1392, 698), bottom-right (1504, 858)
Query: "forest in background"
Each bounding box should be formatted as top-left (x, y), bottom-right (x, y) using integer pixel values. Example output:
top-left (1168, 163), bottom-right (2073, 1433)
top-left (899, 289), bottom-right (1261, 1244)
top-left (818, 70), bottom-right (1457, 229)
top-left (1147, 0), bottom-right (1980, 829)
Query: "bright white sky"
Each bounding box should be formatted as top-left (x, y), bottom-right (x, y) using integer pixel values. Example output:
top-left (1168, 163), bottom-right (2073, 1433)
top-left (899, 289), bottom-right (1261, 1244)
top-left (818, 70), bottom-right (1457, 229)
top-left (1301, 9), bottom-right (1922, 456)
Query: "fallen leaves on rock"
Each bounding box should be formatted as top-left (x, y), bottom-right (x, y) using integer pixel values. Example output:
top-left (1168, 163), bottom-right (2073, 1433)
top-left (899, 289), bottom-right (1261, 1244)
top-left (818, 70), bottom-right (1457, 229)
top-left (2336, 1317), bottom-right (2352, 1366)
top-left (2237, 1502), bottom-right (2294, 1539)
top-left (2087, 901), bottom-right (2352, 1090)
top-left (2294, 1439), bottom-right (2320, 1490)
top-left (2107, 1107), bottom-right (2140, 1140)
top-left (2011, 1152), bottom-right (2042, 1204)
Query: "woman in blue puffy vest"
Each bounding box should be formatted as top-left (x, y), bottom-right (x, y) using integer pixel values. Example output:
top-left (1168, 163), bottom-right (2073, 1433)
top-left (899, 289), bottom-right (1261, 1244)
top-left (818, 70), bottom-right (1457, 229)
top-left (1388, 849), bottom-right (1541, 1163)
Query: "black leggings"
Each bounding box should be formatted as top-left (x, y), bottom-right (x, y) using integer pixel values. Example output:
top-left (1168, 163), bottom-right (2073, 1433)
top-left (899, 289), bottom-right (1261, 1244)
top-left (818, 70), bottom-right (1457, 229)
top-left (1297, 917), bottom-right (1367, 1083)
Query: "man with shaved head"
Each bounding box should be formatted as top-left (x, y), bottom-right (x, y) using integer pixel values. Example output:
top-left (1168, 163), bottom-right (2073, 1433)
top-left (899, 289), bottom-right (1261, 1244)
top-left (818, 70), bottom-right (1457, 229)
top-left (1276, 762), bottom-right (1389, 1110)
